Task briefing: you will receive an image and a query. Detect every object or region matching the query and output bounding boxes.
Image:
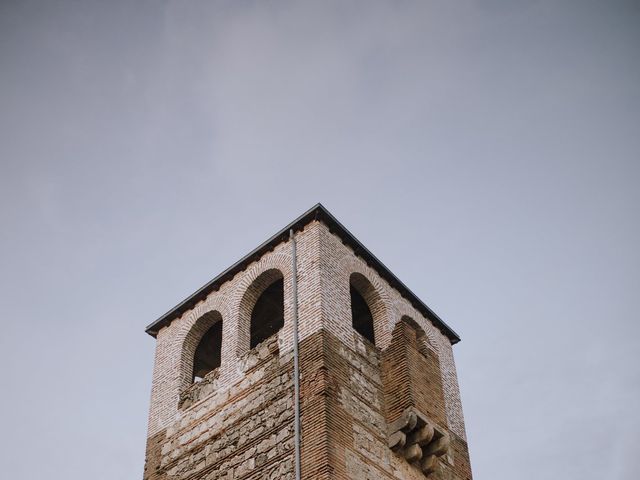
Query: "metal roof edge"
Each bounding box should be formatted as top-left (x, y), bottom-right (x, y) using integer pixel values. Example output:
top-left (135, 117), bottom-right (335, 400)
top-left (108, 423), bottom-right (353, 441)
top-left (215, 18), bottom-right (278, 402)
top-left (145, 203), bottom-right (461, 345)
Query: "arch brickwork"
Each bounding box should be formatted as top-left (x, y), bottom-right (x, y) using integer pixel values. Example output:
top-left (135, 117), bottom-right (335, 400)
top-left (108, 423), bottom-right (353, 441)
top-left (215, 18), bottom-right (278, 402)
top-left (336, 252), bottom-right (393, 349)
top-left (228, 253), bottom-right (292, 359)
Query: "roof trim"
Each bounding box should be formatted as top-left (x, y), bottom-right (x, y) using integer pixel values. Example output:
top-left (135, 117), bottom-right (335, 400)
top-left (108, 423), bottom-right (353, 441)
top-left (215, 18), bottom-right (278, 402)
top-left (145, 203), bottom-right (461, 344)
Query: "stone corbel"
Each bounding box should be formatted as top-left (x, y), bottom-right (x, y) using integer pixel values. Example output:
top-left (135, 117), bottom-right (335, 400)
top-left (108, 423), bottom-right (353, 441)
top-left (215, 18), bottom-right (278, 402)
top-left (387, 408), bottom-right (451, 477)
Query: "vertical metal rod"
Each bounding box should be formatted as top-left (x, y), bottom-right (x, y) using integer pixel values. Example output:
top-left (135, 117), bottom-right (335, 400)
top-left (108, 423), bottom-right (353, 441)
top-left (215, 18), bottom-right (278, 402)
top-left (290, 228), bottom-right (302, 480)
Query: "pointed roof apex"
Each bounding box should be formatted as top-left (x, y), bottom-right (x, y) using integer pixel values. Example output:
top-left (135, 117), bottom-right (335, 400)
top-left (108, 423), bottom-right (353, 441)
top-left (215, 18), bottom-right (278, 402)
top-left (145, 203), bottom-right (460, 344)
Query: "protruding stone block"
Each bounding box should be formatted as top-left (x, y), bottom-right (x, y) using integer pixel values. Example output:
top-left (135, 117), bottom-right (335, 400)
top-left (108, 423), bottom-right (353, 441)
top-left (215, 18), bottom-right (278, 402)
top-left (421, 454), bottom-right (438, 475)
top-left (389, 410), bottom-right (418, 434)
top-left (404, 443), bottom-right (423, 463)
top-left (424, 433), bottom-right (451, 457)
top-left (388, 431), bottom-right (407, 451)
top-left (409, 423), bottom-right (435, 446)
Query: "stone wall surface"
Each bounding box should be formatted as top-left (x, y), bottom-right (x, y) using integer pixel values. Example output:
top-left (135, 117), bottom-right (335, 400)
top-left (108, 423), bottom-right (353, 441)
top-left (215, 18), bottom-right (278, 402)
top-left (298, 328), bottom-right (471, 480)
top-left (145, 335), bottom-right (295, 480)
top-left (144, 219), bottom-right (472, 479)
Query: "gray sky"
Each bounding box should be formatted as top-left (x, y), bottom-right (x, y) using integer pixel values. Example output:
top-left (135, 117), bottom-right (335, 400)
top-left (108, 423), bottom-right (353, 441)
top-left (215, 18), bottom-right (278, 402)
top-left (1, 1), bottom-right (638, 478)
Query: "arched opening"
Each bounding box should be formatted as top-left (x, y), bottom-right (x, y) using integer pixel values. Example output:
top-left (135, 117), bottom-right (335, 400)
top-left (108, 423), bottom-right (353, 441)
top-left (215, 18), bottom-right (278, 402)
top-left (350, 273), bottom-right (377, 344)
top-left (193, 321), bottom-right (222, 382)
top-left (188, 311), bottom-right (223, 383)
top-left (250, 276), bottom-right (284, 349)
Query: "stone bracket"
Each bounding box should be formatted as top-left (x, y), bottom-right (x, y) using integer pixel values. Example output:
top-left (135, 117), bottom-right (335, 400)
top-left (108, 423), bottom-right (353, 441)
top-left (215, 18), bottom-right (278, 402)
top-left (387, 408), bottom-right (451, 477)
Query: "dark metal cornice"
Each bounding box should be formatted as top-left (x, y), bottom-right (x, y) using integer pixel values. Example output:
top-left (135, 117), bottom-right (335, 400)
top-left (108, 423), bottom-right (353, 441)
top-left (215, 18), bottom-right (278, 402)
top-left (145, 203), bottom-right (461, 344)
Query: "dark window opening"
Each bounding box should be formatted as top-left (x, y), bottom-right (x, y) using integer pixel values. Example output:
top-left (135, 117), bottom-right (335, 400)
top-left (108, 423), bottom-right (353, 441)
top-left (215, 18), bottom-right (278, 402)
top-left (250, 278), bottom-right (284, 349)
top-left (193, 321), bottom-right (222, 382)
top-left (351, 284), bottom-right (375, 344)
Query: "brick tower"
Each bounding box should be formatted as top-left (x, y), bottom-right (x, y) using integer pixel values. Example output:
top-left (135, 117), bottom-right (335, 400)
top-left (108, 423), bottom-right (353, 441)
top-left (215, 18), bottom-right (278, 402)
top-left (144, 204), bottom-right (472, 480)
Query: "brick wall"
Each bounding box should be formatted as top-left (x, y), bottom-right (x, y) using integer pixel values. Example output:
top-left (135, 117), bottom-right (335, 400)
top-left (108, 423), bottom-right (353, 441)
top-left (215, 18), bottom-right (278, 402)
top-left (144, 219), bottom-right (471, 479)
top-left (381, 319), bottom-right (447, 429)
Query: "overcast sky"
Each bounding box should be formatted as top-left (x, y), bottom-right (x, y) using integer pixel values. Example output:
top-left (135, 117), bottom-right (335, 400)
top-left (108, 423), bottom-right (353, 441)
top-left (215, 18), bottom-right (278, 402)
top-left (1, 1), bottom-right (639, 479)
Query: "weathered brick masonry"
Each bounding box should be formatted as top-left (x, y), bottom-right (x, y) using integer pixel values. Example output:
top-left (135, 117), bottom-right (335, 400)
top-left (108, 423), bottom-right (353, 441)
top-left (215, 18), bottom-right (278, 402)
top-left (144, 205), bottom-right (472, 480)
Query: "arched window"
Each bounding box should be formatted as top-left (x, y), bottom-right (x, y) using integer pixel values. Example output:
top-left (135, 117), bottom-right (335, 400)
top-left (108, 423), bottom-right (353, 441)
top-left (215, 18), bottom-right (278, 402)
top-left (237, 269), bottom-right (286, 355)
top-left (350, 273), bottom-right (376, 344)
top-left (250, 275), bottom-right (284, 349)
top-left (191, 311), bottom-right (223, 382)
